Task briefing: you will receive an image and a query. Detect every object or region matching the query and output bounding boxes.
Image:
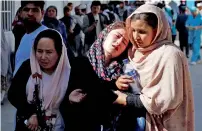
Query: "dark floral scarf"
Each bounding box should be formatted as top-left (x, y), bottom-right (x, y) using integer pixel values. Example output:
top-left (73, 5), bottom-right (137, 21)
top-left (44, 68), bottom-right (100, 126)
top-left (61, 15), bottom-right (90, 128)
top-left (87, 22), bottom-right (126, 81)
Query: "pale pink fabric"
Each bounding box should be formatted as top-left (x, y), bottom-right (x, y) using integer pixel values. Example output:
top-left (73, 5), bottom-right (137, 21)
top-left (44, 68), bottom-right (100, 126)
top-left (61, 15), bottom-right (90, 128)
top-left (27, 29), bottom-right (71, 112)
top-left (126, 4), bottom-right (194, 131)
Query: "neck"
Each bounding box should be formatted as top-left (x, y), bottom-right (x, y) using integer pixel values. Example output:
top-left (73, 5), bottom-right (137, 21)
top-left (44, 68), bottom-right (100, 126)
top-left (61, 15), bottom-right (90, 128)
top-left (25, 23), bottom-right (41, 34)
top-left (42, 69), bottom-right (54, 75)
top-left (104, 51), bottom-right (112, 66)
top-left (92, 13), bottom-right (98, 16)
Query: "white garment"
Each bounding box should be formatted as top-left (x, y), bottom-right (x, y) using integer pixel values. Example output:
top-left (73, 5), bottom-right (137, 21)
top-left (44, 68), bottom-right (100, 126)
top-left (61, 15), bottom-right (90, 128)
top-left (26, 72), bottom-right (65, 131)
top-left (94, 14), bottom-right (102, 38)
top-left (1, 31), bottom-right (12, 77)
top-left (14, 25), bottom-right (47, 76)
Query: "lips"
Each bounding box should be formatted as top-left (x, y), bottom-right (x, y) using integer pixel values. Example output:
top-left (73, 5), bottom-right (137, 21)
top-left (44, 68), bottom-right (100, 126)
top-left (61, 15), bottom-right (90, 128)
top-left (40, 61), bottom-right (48, 66)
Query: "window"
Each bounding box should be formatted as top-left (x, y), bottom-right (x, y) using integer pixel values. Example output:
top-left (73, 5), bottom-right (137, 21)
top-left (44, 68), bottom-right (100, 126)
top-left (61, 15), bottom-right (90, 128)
top-left (1, 0), bottom-right (15, 31)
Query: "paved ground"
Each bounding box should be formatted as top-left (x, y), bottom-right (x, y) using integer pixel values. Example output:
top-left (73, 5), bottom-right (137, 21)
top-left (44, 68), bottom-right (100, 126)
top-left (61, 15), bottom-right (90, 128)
top-left (1, 50), bottom-right (202, 131)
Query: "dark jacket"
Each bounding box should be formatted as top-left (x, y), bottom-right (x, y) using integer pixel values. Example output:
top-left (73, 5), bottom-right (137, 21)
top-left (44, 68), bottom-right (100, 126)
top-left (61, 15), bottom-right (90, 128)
top-left (84, 13), bottom-right (107, 46)
top-left (8, 57), bottom-right (118, 131)
top-left (176, 14), bottom-right (188, 35)
top-left (60, 56), bottom-right (118, 131)
top-left (12, 22), bottom-right (26, 53)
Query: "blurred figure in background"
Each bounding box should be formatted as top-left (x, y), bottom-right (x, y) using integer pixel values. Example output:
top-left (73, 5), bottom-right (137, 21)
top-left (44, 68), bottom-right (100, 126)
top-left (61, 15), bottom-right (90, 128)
top-left (12, 7), bottom-right (26, 54)
top-left (79, 4), bottom-right (87, 15)
top-left (83, 1), bottom-right (108, 55)
top-left (176, 6), bottom-right (189, 58)
top-left (72, 5), bottom-right (85, 57)
top-left (14, 1), bottom-right (48, 76)
top-left (115, 1), bottom-right (128, 21)
top-left (67, 2), bottom-right (73, 15)
top-left (42, 6), bottom-right (67, 45)
top-left (186, 7), bottom-right (202, 65)
top-left (12, 7), bottom-right (26, 72)
top-left (1, 30), bottom-right (13, 105)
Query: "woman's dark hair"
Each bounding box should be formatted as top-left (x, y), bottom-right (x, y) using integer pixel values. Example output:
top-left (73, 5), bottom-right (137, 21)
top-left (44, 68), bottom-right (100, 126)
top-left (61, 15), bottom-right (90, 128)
top-left (34, 29), bottom-right (63, 57)
top-left (131, 13), bottom-right (158, 29)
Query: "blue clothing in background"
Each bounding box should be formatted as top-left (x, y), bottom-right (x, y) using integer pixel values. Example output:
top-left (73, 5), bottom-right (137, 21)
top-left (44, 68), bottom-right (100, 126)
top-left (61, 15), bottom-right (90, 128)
top-left (14, 25), bottom-right (48, 76)
top-left (171, 23), bottom-right (177, 35)
top-left (186, 14), bottom-right (202, 62)
top-left (42, 20), bottom-right (68, 46)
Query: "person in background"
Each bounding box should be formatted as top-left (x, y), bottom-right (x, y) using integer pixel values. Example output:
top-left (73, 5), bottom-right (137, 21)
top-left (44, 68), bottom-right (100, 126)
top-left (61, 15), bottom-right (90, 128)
top-left (42, 5), bottom-right (75, 62)
top-left (72, 6), bottom-right (85, 57)
top-left (42, 6), bottom-right (67, 45)
top-left (179, 0), bottom-right (187, 12)
top-left (186, 6), bottom-right (202, 65)
top-left (11, 7), bottom-right (26, 72)
top-left (115, 1), bottom-right (128, 21)
top-left (114, 4), bottom-right (194, 131)
top-left (165, 6), bottom-right (177, 43)
top-left (197, 2), bottom-right (202, 15)
top-left (176, 6), bottom-right (189, 58)
top-left (108, 6), bottom-right (120, 22)
top-left (14, 0), bottom-right (48, 76)
top-left (1, 30), bottom-right (13, 105)
top-left (197, 2), bottom-right (202, 49)
top-left (83, 1), bottom-right (108, 55)
top-left (60, 6), bottom-right (81, 59)
top-left (79, 4), bottom-right (87, 15)
top-left (12, 7), bottom-right (26, 54)
top-left (60, 6), bottom-right (74, 39)
top-left (67, 2), bottom-right (73, 15)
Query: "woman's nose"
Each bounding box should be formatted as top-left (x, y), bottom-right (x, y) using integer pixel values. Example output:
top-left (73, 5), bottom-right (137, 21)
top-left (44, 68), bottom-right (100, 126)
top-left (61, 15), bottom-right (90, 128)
top-left (133, 32), bottom-right (140, 40)
top-left (41, 53), bottom-right (46, 59)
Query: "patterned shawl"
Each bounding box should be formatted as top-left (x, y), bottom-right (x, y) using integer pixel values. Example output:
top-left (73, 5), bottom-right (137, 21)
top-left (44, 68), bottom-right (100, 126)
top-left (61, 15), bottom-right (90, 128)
top-left (87, 22), bottom-right (127, 81)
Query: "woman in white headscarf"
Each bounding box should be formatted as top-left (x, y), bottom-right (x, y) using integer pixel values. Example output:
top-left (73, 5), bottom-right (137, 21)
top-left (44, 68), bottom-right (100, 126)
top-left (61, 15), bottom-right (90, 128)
top-left (8, 29), bottom-right (71, 131)
top-left (114, 4), bottom-right (194, 131)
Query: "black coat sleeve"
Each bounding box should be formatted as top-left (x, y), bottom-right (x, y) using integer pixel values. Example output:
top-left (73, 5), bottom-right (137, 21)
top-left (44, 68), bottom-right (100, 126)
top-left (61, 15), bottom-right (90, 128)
top-left (72, 57), bottom-right (118, 103)
top-left (126, 93), bottom-right (144, 109)
top-left (8, 60), bottom-right (37, 119)
top-left (60, 57), bottom-right (118, 129)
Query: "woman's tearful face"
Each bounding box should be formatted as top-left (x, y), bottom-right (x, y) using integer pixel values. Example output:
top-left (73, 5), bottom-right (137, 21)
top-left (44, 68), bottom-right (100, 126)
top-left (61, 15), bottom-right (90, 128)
top-left (103, 28), bottom-right (129, 58)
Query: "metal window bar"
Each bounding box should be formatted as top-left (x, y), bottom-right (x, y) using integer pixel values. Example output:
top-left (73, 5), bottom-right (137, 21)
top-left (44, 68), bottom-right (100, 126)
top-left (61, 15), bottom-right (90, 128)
top-left (1, 0), bottom-right (14, 31)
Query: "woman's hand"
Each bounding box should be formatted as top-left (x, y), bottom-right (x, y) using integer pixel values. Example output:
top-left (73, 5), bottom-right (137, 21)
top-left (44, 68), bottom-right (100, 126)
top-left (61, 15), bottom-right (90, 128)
top-left (69, 89), bottom-right (86, 104)
top-left (113, 90), bottom-right (127, 106)
top-left (115, 75), bottom-right (134, 90)
top-left (27, 114), bottom-right (39, 131)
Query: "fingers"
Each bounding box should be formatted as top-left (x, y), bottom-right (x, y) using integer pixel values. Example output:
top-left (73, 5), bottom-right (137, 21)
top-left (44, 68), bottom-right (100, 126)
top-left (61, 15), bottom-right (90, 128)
top-left (119, 75), bottom-right (134, 83)
top-left (27, 115), bottom-right (38, 131)
top-left (27, 123), bottom-right (38, 131)
top-left (116, 75), bottom-right (134, 90)
top-left (74, 89), bottom-right (83, 93)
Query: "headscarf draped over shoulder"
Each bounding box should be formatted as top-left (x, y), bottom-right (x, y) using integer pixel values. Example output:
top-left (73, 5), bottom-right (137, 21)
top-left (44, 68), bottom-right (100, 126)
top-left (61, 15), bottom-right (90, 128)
top-left (125, 4), bottom-right (194, 131)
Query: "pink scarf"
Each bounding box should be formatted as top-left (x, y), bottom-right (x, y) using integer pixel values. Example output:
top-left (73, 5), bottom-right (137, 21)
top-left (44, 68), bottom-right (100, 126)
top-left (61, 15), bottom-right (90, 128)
top-left (126, 4), bottom-right (194, 131)
top-left (27, 29), bottom-right (71, 111)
